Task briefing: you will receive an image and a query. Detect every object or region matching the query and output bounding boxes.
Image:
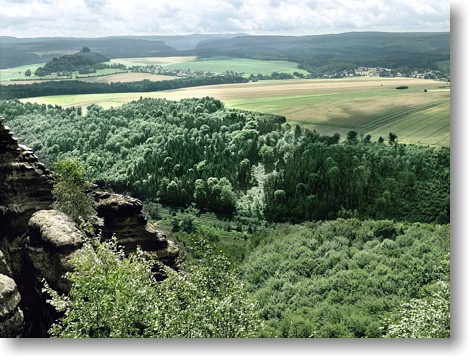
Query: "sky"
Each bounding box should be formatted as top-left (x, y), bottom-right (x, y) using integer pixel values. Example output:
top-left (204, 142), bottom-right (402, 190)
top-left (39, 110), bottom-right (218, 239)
top-left (0, 0), bottom-right (451, 38)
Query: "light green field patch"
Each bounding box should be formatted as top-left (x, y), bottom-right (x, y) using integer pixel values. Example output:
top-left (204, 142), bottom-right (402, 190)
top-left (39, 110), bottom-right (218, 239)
top-left (107, 56), bottom-right (197, 67)
top-left (1, 63), bottom-right (127, 83)
top-left (75, 68), bottom-right (128, 79)
top-left (0, 63), bottom-right (46, 82)
top-left (163, 57), bottom-right (309, 76)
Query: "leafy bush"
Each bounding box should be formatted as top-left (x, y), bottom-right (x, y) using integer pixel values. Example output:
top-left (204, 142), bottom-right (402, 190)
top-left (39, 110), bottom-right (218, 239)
top-left (241, 219), bottom-right (450, 338)
top-left (51, 159), bottom-right (96, 224)
top-left (43, 235), bottom-right (263, 338)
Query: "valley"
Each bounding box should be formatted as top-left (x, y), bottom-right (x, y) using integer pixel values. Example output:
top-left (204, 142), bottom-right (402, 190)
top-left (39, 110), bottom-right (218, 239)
top-left (0, 30), bottom-right (451, 339)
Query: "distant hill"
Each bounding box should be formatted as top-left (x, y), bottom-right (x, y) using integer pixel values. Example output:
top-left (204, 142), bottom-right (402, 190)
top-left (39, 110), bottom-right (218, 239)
top-left (0, 37), bottom-right (179, 69)
top-left (33, 48), bottom-right (110, 76)
top-left (195, 32), bottom-right (450, 76)
top-left (1, 32), bottom-right (449, 76)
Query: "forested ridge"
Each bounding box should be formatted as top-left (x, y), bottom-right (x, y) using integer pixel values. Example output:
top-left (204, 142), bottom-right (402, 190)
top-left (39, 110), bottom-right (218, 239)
top-left (2, 32), bottom-right (449, 78)
top-left (1, 97), bottom-right (449, 223)
top-left (196, 32), bottom-right (450, 77)
top-left (33, 48), bottom-right (111, 76)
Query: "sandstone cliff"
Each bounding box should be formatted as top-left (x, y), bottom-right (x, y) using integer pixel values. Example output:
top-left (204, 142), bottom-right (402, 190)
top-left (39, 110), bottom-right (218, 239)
top-left (0, 115), bottom-right (179, 337)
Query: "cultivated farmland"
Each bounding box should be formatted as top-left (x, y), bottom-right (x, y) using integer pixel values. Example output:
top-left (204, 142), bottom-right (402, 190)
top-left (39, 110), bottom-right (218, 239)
top-left (20, 77), bottom-right (450, 147)
top-left (106, 56), bottom-right (197, 67)
top-left (162, 57), bottom-right (310, 76)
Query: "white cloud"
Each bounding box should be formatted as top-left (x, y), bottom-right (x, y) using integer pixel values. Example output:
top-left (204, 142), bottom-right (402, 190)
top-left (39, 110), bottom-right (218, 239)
top-left (0, 0), bottom-right (450, 38)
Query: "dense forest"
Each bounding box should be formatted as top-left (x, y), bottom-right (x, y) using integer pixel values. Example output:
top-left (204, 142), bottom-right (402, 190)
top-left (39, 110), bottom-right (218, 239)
top-left (0, 96), bottom-right (450, 338)
top-left (242, 219), bottom-right (450, 337)
top-left (1, 97), bottom-right (449, 224)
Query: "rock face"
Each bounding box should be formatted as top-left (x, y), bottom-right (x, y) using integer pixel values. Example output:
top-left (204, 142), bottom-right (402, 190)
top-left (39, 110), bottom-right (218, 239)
top-left (95, 191), bottom-right (179, 267)
top-left (0, 115), bottom-right (54, 338)
top-left (0, 116), bottom-right (179, 337)
top-left (0, 116), bottom-right (54, 242)
top-left (0, 274), bottom-right (24, 338)
top-left (0, 250), bottom-right (13, 278)
top-left (26, 210), bottom-right (87, 293)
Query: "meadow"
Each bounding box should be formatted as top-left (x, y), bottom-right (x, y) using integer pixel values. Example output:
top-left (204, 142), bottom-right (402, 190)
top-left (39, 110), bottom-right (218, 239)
top-left (0, 63), bottom-right (46, 82)
top-left (0, 63), bottom-right (128, 84)
top-left (20, 77), bottom-right (450, 147)
top-left (106, 56), bottom-right (197, 67)
top-left (162, 57), bottom-right (310, 76)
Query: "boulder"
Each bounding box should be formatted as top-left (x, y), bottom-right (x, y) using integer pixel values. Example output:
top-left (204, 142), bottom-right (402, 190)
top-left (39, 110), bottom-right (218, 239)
top-left (0, 250), bottom-right (13, 278)
top-left (0, 274), bottom-right (24, 337)
top-left (26, 210), bottom-right (87, 293)
top-left (95, 191), bottom-right (179, 267)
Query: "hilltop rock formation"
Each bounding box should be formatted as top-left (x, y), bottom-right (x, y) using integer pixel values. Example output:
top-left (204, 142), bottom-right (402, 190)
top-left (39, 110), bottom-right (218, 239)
top-left (0, 116), bottom-right (179, 337)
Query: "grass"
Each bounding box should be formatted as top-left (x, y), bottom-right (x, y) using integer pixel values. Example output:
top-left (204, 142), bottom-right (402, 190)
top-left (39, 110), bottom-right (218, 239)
top-left (106, 56), bottom-right (197, 67)
top-left (0, 63), bottom-right (46, 82)
top-left (162, 57), bottom-right (309, 76)
top-left (150, 205), bottom-right (255, 263)
top-left (436, 60), bottom-right (450, 71)
top-left (0, 63), bottom-right (127, 84)
top-left (19, 77), bottom-right (450, 147)
top-left (82, 73), bottom-right (177, 83)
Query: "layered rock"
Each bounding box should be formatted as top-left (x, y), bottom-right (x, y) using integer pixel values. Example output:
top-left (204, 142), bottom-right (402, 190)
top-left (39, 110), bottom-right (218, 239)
top-left (26, 210), bottom-right (87, 293)
top-left (1, 115), bottom-right (54, 337)
top-left (95, 191), bottom-right (179, 267)
top-left (0, 250), bottom-right (13, 278)
top-left (0, 116), bottom-right (179, 337)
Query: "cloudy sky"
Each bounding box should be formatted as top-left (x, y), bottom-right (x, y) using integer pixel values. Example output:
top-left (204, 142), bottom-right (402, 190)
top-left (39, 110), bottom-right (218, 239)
top-left (0, 0), bottom-right (450, 38)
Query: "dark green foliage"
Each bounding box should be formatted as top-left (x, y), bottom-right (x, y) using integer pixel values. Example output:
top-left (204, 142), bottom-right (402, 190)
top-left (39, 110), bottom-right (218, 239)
top-left (1, 98), bottom-right (449, 224)
top-left (51, 159), bottom-right (96, 224)
top-left (263, 136), bottom-right (449, 223)
top-left (241, 219), bottom-right (450, 338)
top-left (34, 50), bottom-right (110, 76)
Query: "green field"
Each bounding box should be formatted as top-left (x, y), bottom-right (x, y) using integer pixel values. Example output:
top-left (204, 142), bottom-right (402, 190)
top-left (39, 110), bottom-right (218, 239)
top-left (19, 77), bottom-right (450, 147)
top-left (0, 63), bottom-right (127, 83)
top-left (0, 63), bottom-right (46, 82)
top-left (106, 56), bottom-right (197, 67)
top-left (162, 57), bottom-right (309, 76)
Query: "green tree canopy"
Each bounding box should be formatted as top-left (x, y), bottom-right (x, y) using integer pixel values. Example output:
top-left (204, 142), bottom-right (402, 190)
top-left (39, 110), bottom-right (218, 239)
top-left (44, 234), bottom-right (263, 338)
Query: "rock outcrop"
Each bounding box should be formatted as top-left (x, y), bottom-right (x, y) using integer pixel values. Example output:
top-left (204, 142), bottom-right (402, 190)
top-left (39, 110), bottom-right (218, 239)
top-left (95, 191), bottom-right (179, 267)
top-left (26, 210), bottom-right (87, 293)
top-left (0, 274), bottom-right (24, 338)
top-left (1, 115), bottom-right (54, 337)
top-left (0, 116), bottom-right (179, 337)
top-left (0, 116), bottom-right (54, 242)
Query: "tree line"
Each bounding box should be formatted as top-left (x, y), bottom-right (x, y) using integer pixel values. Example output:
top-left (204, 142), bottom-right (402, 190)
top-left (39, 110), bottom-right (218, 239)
top-left (0, 75), bottom-right (249, 100)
